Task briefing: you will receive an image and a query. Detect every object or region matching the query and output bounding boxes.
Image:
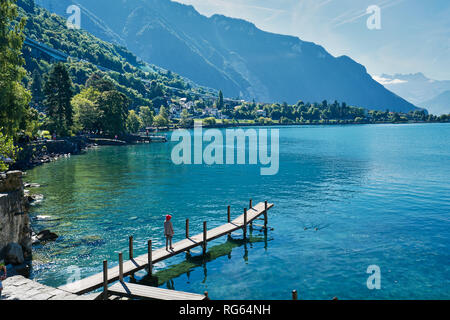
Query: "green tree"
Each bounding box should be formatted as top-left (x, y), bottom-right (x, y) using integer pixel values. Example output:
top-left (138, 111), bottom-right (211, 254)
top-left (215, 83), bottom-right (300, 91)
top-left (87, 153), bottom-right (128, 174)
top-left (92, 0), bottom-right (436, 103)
top-left (153, 115), bottom-right (168, 127)
top-left (0, 0), bottom-right (31, 138)
top-left (30, 69), bottom-right (44, 108)
top-left (179, 109), bottom-right (193, 128)
top-left (72, 88), bottom-right (102, 133)
top-left (43, 62), bottom-right (74, 136)
top-left (20, 107), bottom-right (40, 138)
top-left (152, 106), bottom-right (169, 127)
top-left (0, 131), bottom-right (19, 172)
top-left (158, 106), bottom-right (169, 119)
top-left (126, 110), bottom-right (142, 133)
top-left (149, 80), bottom-right (164, 99)
top-left (86, 73), bottom-right (116, 92)
top-left (391, 112), bottom-right (401, 123)
top-left (217, 90), bottom-right (224, 110)
top-left (97, 90), bottom-right (129, 135)
top-left (138, 106), bottom-right (154, 128)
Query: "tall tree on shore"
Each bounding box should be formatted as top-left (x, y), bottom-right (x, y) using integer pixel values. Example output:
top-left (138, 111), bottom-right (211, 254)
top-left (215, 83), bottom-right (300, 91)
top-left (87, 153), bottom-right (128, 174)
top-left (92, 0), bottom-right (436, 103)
top-left (0, 0), bottom-right (31, 137)
top-left (97, 90), bottom-right (130, 135)
top-left (126, 110), bottom-right (142, 133)
top-left (138, 106), bottom-right (154, 128)
top-left (43, 62), bottom-right (74, 136)
top-left (153, 106), bottom-right (169, 127)
top-left (30, 69), bottom-right (44, 108)
top-left (217, 90), bottom-right (224, 110)
top-left (72, 87), bottom-right (102, 133)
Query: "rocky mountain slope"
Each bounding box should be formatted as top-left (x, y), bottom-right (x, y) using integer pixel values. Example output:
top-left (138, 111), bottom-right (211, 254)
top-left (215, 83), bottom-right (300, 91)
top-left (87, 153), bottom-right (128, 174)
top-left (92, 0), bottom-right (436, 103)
top-left (35, 0), bottom-right (420, 112)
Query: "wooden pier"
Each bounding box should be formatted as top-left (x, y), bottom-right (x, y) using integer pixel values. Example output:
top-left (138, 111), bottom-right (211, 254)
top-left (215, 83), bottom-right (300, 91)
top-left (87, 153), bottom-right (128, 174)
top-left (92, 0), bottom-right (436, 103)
top-left (58, 201), bottom-right (274, 299)
top-left (107, 282), bottom-right (207, 300)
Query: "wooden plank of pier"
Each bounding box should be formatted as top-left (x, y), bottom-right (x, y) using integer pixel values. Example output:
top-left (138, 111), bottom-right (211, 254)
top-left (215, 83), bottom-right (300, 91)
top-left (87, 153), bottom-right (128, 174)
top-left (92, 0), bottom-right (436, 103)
top-left (59, 201), bottom-right (274, 295)
top-left (108, 282), bottom-right (206, 300)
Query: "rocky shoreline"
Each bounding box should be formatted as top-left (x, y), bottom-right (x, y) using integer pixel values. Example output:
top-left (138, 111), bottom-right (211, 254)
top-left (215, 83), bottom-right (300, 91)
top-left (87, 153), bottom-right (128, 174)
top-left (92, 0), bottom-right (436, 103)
top-left (0, 171), bottom-right (62, 280)
top-left (11, 136), bottom-right (96, 171)
top-left (0, 171), bottom-right (32, 278)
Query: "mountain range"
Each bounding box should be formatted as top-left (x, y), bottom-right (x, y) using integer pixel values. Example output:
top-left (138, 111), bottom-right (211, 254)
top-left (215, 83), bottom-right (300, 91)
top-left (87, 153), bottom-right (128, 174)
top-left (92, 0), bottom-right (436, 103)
top-left (34, 0), bottom-right (420, 113)
top-left (421, 91), bottom-right (450, 116)
top-left (374, 73), bottom-right (450, 115)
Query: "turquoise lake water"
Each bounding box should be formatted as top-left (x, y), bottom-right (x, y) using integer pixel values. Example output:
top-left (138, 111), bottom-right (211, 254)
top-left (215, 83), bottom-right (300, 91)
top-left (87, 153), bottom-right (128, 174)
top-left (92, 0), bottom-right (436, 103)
top-left (26, 123), bottom-right (450, 299)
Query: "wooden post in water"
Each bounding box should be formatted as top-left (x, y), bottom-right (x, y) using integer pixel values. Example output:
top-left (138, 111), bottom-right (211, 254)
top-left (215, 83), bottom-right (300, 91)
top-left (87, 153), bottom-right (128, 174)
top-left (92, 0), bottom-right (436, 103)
top-left (129, 236), bottom-right (134, 260)
top-left (264, 201), bottom-right (268, 229)
top-left (148, 240), bottom-right (153, 275)
top-left (102, 260), bottom-right (108, 300)
top-left (243, 208), bottom-right (247, 239)
top-left (292, 290), bottom-right (298, 300)
top-left (203, 221), bottom-right (207, 255)
top-left (227, 206), bottom-right (231, 223)
top-left (119, 252), bottom-right (124, 282)
top-left (249, 199), bottom-right (253, 230)
top-left (186, 218), bottom-right (190, 255)
top-left (186, 219), bottom-right (190, 238)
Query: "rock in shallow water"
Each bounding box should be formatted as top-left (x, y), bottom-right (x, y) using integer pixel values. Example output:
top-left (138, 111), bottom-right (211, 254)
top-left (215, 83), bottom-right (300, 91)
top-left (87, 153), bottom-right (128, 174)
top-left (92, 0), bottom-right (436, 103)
top-left (4, 243), bottom-right (25, 265)
top-left (36, 230), bottom-right (59, 242)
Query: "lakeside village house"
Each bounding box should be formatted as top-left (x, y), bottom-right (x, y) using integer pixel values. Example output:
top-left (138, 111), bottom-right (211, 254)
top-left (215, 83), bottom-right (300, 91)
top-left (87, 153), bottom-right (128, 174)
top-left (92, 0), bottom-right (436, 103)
top-left (166, 98), bottom-right (230, 120)
top-left (163, 97), bottom-right (269, 120)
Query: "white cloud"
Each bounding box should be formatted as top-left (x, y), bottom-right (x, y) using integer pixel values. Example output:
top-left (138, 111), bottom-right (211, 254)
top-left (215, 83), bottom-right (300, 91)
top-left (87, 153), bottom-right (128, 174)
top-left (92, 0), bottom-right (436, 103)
top-left (372, 75), bottom-right (408, 85)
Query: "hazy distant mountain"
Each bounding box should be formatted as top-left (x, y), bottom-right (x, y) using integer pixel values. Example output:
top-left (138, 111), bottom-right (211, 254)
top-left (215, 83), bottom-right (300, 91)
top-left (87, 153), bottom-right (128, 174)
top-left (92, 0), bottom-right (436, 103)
top-left (35, 0), bottom-right (420, 112)
top-left (374, 73), bottom-right (450, 115)
top-left (419, 91), bottom-right (450, 116)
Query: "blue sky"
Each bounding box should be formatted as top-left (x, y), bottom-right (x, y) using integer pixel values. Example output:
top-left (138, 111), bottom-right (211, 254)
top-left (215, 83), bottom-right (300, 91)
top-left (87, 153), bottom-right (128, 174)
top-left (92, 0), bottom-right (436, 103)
top-left (175, 0), bottom-right (450, 81)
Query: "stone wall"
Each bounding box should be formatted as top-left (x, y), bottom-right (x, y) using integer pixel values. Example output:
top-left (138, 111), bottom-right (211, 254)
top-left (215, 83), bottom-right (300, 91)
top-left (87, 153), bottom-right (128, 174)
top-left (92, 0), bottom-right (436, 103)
top-left (0, 171), bottom-right (31, 263)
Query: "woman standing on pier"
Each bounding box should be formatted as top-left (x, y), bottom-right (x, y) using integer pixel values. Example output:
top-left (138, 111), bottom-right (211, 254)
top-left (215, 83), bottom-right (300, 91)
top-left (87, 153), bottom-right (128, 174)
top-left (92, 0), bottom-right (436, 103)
top-left (164, 215), bottom-right (175, 251)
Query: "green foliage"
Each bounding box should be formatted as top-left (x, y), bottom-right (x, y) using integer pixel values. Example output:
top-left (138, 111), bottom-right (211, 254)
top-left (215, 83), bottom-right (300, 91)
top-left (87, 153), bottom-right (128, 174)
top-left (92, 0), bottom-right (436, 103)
top-left (217, 90), bottom-right (224, 110)
top-left (30, 68), bottom-right (44, 108)
top-left (0, 131), bottom-right (19, 172)
top-left (153, 107), bottom-right (169, 127)
top-left (43, 62), bottom-right (74, 136)
top-left (72, 76), bottom-right (135, 135)
top-left (179, 109), bottom-right (193, 128)
top-left (21, 106), bottom-right (40, 137)
top-left (0, 0), bottom-right (31, 138)
top-left (391, 112), bottom-right (401, 123)
top-left (37, 130), bottom-right (51, 139)
top-left (16, 4), bottom-right (215, 111)
top-left (97, 90), bottom-right (130, 135)
top-left (203, 117), bottom-right (217, 126)
top-left (153, 115), bottom-right (168, 127)
top-left (72, 88), bottom-right (102, 133)
top-left (126, 110), bottom-right (142, 133)
top-left (158, 106), bottom-right (169, 119)
top-left (256, 117), bottom-right (274, 125)
top-left (138, 106), bottom-right (154, 128)
top-left (280, 116), bottom-right (293, 124)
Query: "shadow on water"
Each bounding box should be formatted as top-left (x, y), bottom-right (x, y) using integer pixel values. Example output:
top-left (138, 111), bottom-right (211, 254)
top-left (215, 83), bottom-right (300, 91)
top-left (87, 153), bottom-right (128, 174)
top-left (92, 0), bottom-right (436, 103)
top-left (136, 230), bottom-right (270, 289)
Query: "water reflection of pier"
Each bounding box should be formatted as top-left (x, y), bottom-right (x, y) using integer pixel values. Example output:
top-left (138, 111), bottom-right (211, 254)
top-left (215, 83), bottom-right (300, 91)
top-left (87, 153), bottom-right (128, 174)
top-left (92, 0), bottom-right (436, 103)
top-left (142, 227), bottom-right (272, 290)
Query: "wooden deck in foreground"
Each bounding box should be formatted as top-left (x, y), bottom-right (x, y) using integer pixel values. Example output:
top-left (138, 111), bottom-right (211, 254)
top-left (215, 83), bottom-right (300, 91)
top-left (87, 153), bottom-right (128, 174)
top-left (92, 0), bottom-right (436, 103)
top-left (1, 276), bottom-right (99, 300)
top-left (59, 201), bottom-right (274, 296)
top-left (108, 282), bottom-right (207, 300)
